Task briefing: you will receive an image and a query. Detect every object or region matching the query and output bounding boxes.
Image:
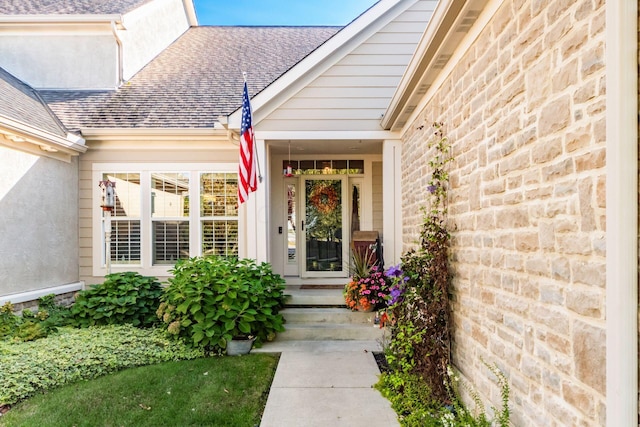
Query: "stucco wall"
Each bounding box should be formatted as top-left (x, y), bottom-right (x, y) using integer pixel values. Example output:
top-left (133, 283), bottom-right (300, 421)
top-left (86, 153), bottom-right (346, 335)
top-left (401, 0), bottom-right (606, 425)
top-left (0, 0), bottom-right (190, 90)
top-left (0, 146), bottom-right (79, 296)
top-left (119, 0), bottom-right (191, 81)
top-left (0, 33), bottom-right (117, 89)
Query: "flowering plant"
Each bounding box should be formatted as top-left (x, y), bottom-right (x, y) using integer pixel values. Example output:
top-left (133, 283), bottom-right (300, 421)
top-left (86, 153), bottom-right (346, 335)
top-left (344, 265), bottom-right (389, 311)
top-left (384, 264), bottom-right (409, 307)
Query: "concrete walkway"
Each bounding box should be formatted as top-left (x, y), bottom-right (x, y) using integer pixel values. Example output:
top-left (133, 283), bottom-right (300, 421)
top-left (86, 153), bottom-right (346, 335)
top-left (253, 340), bottom-right (400, 427)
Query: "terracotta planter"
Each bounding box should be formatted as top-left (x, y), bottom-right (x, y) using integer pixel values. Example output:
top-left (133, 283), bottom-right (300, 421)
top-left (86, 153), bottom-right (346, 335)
top-left (356, 303), bottom-right (375, 313)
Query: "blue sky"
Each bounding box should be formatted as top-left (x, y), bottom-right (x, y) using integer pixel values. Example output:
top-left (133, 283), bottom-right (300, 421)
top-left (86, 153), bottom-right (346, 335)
top-left (193, 0), bottom-right (379, 26)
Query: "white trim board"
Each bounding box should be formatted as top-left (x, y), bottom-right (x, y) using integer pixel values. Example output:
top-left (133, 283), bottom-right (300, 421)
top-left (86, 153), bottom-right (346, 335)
top-left (0, 282), bottom-right (84, 305)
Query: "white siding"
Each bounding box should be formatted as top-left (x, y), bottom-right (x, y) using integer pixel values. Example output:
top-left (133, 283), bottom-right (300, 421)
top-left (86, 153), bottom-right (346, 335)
top-left (259, 0), bottom-right (438, 132)
top-left (372, 161), bottom-right (383, 239)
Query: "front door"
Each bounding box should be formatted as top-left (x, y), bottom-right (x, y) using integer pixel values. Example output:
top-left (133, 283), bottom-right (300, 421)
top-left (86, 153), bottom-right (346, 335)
top-left (301, 177), bottom-right (349, 278)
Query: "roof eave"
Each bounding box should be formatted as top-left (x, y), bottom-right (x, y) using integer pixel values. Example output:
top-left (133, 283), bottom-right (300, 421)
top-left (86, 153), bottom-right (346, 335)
top-left (79, 126), bottom-right (229, 141)
top-left (381, 0), bottom-right (492, 131)
top-left (0, 115), bottom-right (87, 157)
top-left (0, 14), bottom-right (123, 25)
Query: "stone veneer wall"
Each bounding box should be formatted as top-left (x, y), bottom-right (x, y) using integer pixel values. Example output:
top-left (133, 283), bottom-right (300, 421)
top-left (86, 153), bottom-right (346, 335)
top-left (401, 0), bottom-right (606, 425)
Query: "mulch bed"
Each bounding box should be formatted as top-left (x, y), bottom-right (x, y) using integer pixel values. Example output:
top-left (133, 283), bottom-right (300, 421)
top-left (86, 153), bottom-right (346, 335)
top-left (373, 351), bottom-right (391, 373)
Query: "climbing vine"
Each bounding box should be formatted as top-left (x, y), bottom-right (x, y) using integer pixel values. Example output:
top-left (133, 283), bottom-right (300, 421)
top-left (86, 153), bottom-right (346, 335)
top-left (386, 122), bottom-right (453, 401)
top-left (378, 123), bottom-right (510, 426)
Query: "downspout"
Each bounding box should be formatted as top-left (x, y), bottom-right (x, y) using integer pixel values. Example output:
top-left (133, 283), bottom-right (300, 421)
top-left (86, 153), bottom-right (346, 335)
top-left (605, 0), bottom-right (638, 426)
top-left (111, 20), bottom-right (124, 87)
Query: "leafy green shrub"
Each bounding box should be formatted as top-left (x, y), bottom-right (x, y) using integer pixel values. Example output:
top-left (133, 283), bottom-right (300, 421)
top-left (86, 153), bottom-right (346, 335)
top-left (376, 371), bottom-right (445, 426)
top-left (36, 293), bottom-right (71, 327)
top-left (157, 256), bottom-right (287, 353)
top-left (0, 296), bottom-right (70, 342)
top-left (0, 324), bottom-right (204, 406)
top-left (68, 272), bottom-right (163, 328)
top-left (0, 302), bottom-right (20, 339)
top-left (376, 362), bottom-right (510, 427)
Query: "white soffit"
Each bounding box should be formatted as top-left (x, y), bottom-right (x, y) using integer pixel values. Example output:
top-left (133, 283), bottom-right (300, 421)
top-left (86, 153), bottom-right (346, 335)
top-left (382, 0), bottom-right (491, 131)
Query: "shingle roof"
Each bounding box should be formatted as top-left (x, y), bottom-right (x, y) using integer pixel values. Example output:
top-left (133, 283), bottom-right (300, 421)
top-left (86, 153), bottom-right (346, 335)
top-left (0, 0), bottom-right (154, 15)
top-left (42, 26), bottom-right (340, 130)
top-left (0, 67), bottom-right (68, 138)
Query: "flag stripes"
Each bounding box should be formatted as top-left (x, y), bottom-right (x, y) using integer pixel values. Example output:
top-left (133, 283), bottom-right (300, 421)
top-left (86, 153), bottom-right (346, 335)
top-left (238, 81), bottom-right (257, 204)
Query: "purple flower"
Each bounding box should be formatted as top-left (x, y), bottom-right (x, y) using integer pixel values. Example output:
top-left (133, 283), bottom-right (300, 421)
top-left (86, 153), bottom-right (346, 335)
top-left (427, 184), bottom-right (437, 194)
top-left (388, 286), bottom-right (404, 306)
top-left (385, 264), bottom-right (403, 278)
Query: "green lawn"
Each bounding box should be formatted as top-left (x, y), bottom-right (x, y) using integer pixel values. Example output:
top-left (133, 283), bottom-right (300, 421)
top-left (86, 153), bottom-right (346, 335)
top-left (0, 354), bottom-right (278, 427)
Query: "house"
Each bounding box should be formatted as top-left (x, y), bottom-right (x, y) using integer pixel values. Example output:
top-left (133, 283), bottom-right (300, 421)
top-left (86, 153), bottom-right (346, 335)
top-left (0, 0), bottom-right (637, 426)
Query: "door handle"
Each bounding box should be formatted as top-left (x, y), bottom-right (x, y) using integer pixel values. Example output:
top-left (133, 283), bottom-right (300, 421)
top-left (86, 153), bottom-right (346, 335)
top-left (301, 221), bottom-right (305, 231)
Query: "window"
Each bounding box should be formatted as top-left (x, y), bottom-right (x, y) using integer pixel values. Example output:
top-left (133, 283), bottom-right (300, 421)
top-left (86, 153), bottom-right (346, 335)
top-left (95, 164), bottom-right (239, 275)
top-left (282, 159), bottom-right (365, 175)
top-left (103, 173), bottom-right (141, 265)
top-left (151, 173), bottom-right (190, 264)
top-left (200, 173), bottom-right (238, 257)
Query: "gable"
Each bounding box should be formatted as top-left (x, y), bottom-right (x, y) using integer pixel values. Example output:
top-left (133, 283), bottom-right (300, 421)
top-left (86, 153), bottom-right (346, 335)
top-left (227, 0), bottom-right (437, 133)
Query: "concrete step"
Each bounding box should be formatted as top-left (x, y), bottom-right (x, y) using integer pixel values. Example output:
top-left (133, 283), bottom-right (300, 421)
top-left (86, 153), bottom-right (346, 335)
top-left (277, 322), bottom-right (387, 341)
top-left (281, 307), bottom-right (377, 324)
top-left (276, 287), bottom-right (388, 342)
top-left (284, 288), bottom-right (345, 306)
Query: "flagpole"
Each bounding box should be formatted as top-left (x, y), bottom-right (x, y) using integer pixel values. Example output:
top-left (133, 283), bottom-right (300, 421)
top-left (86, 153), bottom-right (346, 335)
top-left (242, 72), bottom-right (263, 183)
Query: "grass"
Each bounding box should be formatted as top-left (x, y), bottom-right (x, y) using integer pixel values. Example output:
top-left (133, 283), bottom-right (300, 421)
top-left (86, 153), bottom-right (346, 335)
top-left (0, 354), bottom-right (279, 427)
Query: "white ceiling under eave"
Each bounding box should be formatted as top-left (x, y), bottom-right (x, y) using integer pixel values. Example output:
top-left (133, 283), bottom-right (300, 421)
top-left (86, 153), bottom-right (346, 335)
top-left (381, 0), bottom-right (492, 132)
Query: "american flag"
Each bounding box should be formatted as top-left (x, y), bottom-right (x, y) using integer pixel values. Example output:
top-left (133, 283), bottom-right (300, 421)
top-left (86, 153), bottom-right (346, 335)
top-left (238, 81), bottom-right (257, 204)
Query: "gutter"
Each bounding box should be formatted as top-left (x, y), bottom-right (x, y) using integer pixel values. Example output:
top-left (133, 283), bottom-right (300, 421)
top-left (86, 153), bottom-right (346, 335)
top-left (182, 0), bottom-right (199, 26)
top-left (0, 14), bottom-right (122, 24)
top-left (0, 115), bottom-right (87, 154)
top-left (110, 20), bottom-right (125, 86)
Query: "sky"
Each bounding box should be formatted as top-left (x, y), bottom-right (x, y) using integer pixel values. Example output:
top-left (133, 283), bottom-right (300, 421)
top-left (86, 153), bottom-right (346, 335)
top-left (193, 0), bottom-right (379, 26)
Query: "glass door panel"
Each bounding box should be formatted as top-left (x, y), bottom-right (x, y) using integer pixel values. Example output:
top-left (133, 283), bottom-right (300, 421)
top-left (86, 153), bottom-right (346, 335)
top-left (284, 181), bottom-right (298, 276)
top-left (303, 178), bottom-right (347, 277)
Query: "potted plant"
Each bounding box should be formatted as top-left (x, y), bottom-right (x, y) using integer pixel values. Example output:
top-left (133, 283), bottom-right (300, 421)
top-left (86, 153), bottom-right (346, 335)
top-left (157, 256), bottom-right (287, 355)
top-left (348, 242), bottom-right (376, 280)
top-left (345, 265), bottom-right (390, 312)
top-left (344, 243), bottom-right (389, 311)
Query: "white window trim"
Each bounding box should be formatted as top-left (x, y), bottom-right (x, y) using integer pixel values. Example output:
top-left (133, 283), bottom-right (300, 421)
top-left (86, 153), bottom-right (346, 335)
top-left (92, 163), bottom-right (238, 277)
